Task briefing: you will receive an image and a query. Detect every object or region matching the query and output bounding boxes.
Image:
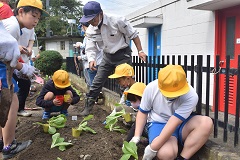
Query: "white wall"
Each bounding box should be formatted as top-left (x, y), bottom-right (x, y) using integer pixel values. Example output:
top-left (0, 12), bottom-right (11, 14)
top-left (45, 40), bottom-right (70, 59)
top-left (127, 0), bottom-right (216, 106)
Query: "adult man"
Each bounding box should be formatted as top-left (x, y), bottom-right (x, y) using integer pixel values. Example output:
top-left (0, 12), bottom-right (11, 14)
top-left (131, 65), bottom-right (213, 160)
top-left (79, 1), bottom-right (147, 116)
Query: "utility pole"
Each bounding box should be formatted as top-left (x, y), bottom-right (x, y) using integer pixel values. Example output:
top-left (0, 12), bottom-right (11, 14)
top-left (46, 0), bottom-right (50, 37)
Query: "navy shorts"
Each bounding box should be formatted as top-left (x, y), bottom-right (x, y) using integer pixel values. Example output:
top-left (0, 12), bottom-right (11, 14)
top-left (178, 114), bottom-right (196, 145)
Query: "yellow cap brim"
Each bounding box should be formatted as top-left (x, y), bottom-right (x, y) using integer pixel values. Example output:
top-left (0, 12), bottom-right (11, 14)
top-left (54, 82), bottom-right (71, 89)
top-left (108, 74), bottom-right (122, 79)
top-left (159, 82), bottom-right (190, 98)
top-left (124, 88), bottom-right (142, 97)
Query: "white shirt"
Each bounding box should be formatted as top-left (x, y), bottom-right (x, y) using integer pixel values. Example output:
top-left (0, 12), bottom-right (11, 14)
top-left (18, 28), bottom-right (35, 63)
top-left (85, 14), bottom-right (138, 62)
top-left (2, 16), bottom-right (20, 40)
top-left (140, 79), bottom-right (198, 123)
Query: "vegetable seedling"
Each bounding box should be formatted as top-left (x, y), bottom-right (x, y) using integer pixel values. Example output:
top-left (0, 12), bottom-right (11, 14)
top-left (51, 133), bottom-right (72, 151)
top-left (120, 141), bottom-right (138, 160)
top-left (75, 114), bottom-right (96, 134)
top-left (34, 114), bottom-right (67, 134)
top-left (104, 104), bottom-right (126, 133)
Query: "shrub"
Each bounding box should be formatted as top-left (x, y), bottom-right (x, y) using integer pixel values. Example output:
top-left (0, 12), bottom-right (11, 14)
top-left (61, 62), bottom-right (66, 71)
top-left (35, 50), bottom-right (63, 75)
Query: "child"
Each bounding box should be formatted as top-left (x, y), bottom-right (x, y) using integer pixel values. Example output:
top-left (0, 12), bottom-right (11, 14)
top-left (123, 82), bottom-right (148, 142)
top-left (14, 28), bottom-right (36, 117)
top-left (36, 70), bottom-right (80, 119)
top-left (0, 0), bottom-right (48, 159)
top-left (108, 63), bottom-right (136, 107)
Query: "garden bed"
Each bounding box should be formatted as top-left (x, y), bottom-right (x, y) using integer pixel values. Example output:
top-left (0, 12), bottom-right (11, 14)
top-left (10, 84), bottom-right (146, 160)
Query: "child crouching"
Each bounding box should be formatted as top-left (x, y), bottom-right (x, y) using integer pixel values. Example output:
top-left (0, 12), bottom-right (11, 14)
top-left (36, 70), bottom-right (80, 119)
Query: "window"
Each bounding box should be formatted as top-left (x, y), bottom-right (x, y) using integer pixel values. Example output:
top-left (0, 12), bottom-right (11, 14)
top-left (60, 41), bottom-right (65, 50)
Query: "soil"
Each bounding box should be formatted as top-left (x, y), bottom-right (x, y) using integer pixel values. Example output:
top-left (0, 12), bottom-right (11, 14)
top-left (6, 83), bottom-right (146, 160)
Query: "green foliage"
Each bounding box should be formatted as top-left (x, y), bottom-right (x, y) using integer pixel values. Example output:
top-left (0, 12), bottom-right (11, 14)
top-left (35, 0), bottom-right (83, 37)
top-left (120, 141), bottom-right (138, 160)
top-left (76, 115), bottom-right (96, 134)
top-left (51, 133), bottom-right (72, 151)
top-left (71, 85), bottom-right (82, 97)
top-left (105, 104), bottom-right (126, 133)
top-left (61, 62), bottom-right (67, 71)
top-left (34, 114), bottom-right (67, 134)
top-left (34, 50), bottom-right (63, 75)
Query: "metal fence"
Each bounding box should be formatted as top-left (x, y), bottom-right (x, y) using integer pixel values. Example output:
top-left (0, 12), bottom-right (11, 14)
top-left (103, 54), bottom-right (240, 147)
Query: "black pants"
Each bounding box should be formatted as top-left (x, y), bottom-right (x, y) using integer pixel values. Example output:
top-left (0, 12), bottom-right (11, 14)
top-left (125, 122), bottom-right (148, 142)
top-left (13, 73), bottom-right (31, 111)
top-left (88, 46), bottom-right (132, 98)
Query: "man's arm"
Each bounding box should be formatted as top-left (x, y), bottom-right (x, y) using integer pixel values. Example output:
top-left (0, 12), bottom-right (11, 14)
top-left (150, 115), bottom-right (182, 150)
top-left (132, 36), bottom-right (147, 62)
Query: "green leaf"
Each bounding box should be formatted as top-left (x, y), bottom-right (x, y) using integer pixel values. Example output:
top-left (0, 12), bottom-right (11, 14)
top-left (58, 145), bottom-right (66, 151)
top-left (48, 126), bottom-right (56, 134)
top-left (82, 126), bottom-right (97, 134)
top-left (120, 154), bottom-right (131, 160)
top-left (83, 115), bottom-right (94, 121)
top-left (51, 133), bottom-right (60, 148)
top-left (57, 157), bottom-right (62, 160)
top-left (121, 141), bottom-right (138, 160)
top-left (33, 122), bottom-right (45, 126)
top-left (51, 133), bottom-right (72, 151)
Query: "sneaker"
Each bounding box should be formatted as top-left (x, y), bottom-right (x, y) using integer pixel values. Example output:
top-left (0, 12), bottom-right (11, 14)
top-left (0, 139), bottom-right (3, 152)
top-left (42, 111), bottom-right (51, 120)
top-left (17, 110), bottom-right (32, 117)
top-left (2, 140), bottom-right (32, 159)
top-left (60, 110), bottom-right (68, 117)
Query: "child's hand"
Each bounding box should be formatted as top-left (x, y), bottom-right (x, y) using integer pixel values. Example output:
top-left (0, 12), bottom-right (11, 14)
top-left (53, 98), bottom-right (62, 106)
top-left (19, 46), bottom-right (29, 55)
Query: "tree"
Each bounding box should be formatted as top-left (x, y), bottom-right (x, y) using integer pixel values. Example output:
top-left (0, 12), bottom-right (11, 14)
top-left (35, 0), bottom-right (83, 37)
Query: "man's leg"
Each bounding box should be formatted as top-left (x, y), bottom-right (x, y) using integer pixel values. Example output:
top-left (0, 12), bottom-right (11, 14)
top-left (80, 59), bottom-right (114, 116)
top-left (180, 115), bottom-right (213, 159)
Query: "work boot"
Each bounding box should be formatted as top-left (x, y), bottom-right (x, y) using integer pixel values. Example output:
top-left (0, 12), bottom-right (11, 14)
top-left (79, 97), bottom-right (96, 116)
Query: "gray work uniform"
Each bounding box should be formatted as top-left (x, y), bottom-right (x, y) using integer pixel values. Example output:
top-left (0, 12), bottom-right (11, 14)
top-left (85, 13), bottom-right (139, 98)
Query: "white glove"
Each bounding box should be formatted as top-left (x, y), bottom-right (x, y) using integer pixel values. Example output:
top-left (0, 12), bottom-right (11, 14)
top-left (0, 23), bottom-right (20, 67)
top-left (130, 136), bottom-right (140, 144)
top-left (14, 63), bottom-right (36, 79)
top-left (142, 145), bottom-right (157, 160)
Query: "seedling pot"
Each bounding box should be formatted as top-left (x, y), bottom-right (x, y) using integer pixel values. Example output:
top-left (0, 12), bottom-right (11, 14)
top-left (43, 124), bottom-right (49, 133)
top-left (64, 94), bottom-right (70, 102)
top-left (123, 113), bottom-right (131, 123)
top-left (72, 128), bottom-right (82, 137)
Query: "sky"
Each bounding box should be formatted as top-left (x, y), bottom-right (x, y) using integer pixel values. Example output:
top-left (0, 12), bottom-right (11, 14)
top-left (80, 0), bottom-right (158, 16)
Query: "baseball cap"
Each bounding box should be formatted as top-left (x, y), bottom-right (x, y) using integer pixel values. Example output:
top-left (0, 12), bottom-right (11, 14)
top-left (108, 63), bottom-right (134, 79)
top-left (158, 65), bottom-right (189, 98)
top-left (79, 1), bottom-right (102, 23)
top-left (124, 82), bottom-right (146, 97)
top-left (17, 0), bottom-right (49, 17)
top-left (52, 70), bottom-right (71, 89)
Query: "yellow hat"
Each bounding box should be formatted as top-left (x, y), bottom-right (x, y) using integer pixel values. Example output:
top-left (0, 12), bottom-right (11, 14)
top-left (124, 82), bottom-right (146, 97)
top-left (52, 70), bottom-right (71, 89)
top-left (108, 63), bottom-right (134, 79)
top-left (158, 65), bottom-right (189, 98)
top-left (17, 0), bottom-right (49, 17)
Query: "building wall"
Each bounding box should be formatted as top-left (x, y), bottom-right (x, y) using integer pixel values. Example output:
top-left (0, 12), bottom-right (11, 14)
top-left (127, 0), bottom-right (216, 106)
top-left (46, 40), bottom-right (69, 59)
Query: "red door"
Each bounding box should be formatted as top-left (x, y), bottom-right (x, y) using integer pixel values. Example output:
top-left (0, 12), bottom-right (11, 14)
top-left (215, 5), bottom-right (240, 115)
